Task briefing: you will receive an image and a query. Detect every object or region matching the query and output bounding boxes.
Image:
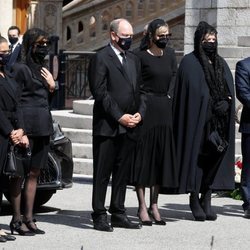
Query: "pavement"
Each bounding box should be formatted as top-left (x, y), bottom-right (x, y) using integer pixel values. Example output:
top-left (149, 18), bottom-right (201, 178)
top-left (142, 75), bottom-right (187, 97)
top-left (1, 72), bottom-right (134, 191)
top-left (0, 175), bottom-right (249, 250)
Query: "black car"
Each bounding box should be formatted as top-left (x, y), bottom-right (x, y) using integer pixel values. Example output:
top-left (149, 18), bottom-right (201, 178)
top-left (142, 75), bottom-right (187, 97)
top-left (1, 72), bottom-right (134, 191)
top-left (3, 121), bottom-right (74, 208)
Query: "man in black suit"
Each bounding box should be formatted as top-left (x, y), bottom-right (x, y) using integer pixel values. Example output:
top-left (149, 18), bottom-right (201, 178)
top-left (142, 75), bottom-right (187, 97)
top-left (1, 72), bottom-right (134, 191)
top-left (235, 57), bottom-right (250, 218)
top-left (7, 26), bottom-right (22, 69)
top-left (88, 18), bottom-right (145, 232)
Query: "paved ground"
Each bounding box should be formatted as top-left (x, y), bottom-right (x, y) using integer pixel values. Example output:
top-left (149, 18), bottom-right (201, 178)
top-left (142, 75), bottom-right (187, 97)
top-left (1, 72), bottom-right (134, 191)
top-left (0, 175), bottom-right (249, 250)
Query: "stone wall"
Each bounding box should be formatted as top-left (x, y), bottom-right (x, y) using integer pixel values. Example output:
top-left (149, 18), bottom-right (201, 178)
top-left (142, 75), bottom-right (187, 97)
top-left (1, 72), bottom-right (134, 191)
top-left (184, 0), bottom-right (250, 71)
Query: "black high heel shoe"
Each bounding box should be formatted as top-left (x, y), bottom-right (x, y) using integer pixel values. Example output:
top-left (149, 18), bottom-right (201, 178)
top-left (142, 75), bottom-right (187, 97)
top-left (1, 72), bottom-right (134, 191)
top-left (137, 210), bottom-right (152, 226)
top-left (9, 221), bottom-right (35, 236)
top-left (148, 209), bottom-right (166, 226)
top-left (24, 219), bottom-right (45, 234)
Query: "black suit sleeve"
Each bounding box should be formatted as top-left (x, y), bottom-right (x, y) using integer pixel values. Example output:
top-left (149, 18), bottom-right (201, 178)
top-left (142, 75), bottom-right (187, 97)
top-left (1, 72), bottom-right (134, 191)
top-left (235, 60), bottom-right (250, 108)
top-left (0, 109), bottom-right (13, 136)
top-left (88, 53), bottom-right (124, 121)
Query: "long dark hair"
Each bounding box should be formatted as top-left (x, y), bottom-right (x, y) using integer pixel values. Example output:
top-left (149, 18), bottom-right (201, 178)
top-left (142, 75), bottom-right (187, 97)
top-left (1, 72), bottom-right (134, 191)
top-left (21, 28), bottom-right (48, 65)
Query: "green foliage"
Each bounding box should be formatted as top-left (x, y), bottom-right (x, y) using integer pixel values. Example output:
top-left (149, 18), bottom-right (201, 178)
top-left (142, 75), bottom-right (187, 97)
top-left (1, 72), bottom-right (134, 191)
top-left (230, 188), bottom-right (242, 200)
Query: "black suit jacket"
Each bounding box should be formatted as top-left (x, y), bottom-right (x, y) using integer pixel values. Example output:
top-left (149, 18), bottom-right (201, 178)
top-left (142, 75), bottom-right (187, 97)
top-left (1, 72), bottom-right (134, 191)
top-left (88, 45), bottom-right (145, 137)
top-left (235, 57), bottom-right (250, 133)
top-left (7, 43), bottom-right (22, 69)
top-left (0, 73), bottom-right (23, 136)
top-left (0, 73), bottom-right (24, 172)
top-left (12, 63), bottom-right (53, 137)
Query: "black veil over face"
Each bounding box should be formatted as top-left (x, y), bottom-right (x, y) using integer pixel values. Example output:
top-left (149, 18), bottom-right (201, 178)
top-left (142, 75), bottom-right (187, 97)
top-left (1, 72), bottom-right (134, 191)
top-left (194, 21), bottom-right (217, 56)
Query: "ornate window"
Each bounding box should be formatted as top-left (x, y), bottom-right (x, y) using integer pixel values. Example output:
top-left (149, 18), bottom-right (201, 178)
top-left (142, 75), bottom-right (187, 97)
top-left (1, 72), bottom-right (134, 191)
top-left (137, 0), bottom-right (144, 18)
top-left (77, 21), bottom-right (84, 43)
top-left (78, 21), bottom-right (84, 33)
top-left (149, 0), bottom-right (156, 14)
top-left (160, 0), bottom-right (166, 8)
top-left (114, 6), bottom-right (122, 19)
top-left (102, 11), bottom-right (110, 32)
top-left (126, 1), bottom-right (133, 20)
top-left (66, 26), bottom-right (71, 41)
top-left (89, 16), bottom-right (96, 37)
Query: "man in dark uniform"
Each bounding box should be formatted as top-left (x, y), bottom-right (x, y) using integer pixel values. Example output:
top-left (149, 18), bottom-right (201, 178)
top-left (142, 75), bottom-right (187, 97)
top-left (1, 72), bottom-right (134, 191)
top-left (235, 57), bottom-right (250, 218)
top-left (88, 18), bottom-right (145, 232)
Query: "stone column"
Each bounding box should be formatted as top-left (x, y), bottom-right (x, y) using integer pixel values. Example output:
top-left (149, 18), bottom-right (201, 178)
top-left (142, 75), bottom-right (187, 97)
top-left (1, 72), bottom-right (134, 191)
top-left (28, 0), bottom-right (63, 48)
top-left (184, 0), bottom-right (250, 70)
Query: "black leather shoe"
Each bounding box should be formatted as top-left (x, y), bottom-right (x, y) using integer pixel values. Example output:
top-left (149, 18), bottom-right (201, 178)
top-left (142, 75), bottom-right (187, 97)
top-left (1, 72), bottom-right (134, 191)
top-left (1, 234), bottom-right (16, 241)
top-left (0, 236), bottom-right (7, 243)
top-left (243, 208), bottom-right (250, 219)
top-left (111, 214), bottom-right (141, 229)
top-left (92, 215), bottom-right (113, 232)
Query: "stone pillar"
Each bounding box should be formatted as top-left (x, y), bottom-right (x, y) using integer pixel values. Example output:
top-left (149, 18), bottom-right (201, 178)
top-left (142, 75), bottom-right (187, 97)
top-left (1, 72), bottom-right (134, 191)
top-left (184, 0), bottom-right (250, 70)
top-left (28, 0), bottom-right (63, 48)
top-left (184, 0), bottom-right (217, 54)
top-left (0, 1), bottom-right (13, 38)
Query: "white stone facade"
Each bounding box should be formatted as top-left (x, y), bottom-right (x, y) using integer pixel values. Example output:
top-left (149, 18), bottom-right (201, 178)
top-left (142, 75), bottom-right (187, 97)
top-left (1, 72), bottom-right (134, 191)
top-left (0, 1), bottom-right (14, 38)
top-left (184, 0), bottom-right (250, 71)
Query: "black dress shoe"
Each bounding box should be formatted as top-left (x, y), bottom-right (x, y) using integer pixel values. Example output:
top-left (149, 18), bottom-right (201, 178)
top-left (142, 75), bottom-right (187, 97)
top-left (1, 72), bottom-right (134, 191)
top-left (243, 208), bottom-right (250, 219)
top-left (111, 214), bottom-right (141, 229)
top-left (93, 215), bottom-right (113, 232)
top-left (1, 234), bottom-right (16, 241)
top-left (0, 236), bottom-right (7, 243)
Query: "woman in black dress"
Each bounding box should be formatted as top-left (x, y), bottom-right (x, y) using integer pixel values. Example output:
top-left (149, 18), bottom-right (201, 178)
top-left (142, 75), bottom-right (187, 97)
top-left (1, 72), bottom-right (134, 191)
top-left (0, 36), bottom-right (26, 242)
top-left (131, 19), bottom-right (178, 225)
top-left (9, 28), bottom-right (55, 235)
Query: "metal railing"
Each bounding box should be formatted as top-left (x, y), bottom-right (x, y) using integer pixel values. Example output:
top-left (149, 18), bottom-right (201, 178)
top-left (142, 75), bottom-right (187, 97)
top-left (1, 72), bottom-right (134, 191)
top-left (52, 50), bottom-right (95, 109)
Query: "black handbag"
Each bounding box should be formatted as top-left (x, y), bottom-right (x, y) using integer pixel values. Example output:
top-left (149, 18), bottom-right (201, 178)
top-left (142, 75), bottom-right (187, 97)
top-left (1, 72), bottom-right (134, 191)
top-left (3, 144), bottom-right (32, 177)
top-left (208, 130), bottom-right (228, 153)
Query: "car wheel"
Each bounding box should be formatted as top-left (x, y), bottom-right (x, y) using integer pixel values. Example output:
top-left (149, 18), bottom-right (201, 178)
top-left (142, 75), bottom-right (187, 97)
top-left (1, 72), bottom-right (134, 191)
top-left (33, 190), bottom-right (55, 208)
top-left (3, 189), bottom-right (55, 209)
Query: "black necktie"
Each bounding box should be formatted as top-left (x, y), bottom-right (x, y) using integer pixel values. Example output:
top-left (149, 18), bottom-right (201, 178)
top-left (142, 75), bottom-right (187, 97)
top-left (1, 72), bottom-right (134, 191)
top-left (120, 52), bottom-right (129, 76)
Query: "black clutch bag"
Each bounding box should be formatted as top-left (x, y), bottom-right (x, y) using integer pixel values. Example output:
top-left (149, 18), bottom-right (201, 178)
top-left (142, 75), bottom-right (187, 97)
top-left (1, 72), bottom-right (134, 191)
top-left (208, 130), bottom-right (228, 153)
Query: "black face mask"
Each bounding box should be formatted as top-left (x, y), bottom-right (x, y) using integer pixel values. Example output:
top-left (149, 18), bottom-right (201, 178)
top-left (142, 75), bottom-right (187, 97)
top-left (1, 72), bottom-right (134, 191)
top-left (117, 36), bottom-right (132, 51)
top-left (0, 53), bottom-right (11, 65)
top-left (154, 37), bottom-right (169, 49)
top-left (202, 41), bottom-right (217, 56)
top-left (33, 45), bottom-right (49, 62)
top-left (8, 37), bottom-right (18, 45)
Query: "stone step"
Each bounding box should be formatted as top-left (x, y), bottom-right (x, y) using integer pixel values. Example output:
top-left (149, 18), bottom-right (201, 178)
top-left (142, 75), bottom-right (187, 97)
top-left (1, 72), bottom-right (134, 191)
top-left (236, 138), bottom-right (241, 155)
top-left (62, 127), bottom-right (92, 144)
top-left (73, 158), bottom-right (93, 175)
top-left (72, 143), bottom-right (92, 159)
top-left (235, 123), bottom-right (241, 139)
top-left (73, 99), bottom-right (94, 115)
top-left (52, 110), bottom-right (92, 129)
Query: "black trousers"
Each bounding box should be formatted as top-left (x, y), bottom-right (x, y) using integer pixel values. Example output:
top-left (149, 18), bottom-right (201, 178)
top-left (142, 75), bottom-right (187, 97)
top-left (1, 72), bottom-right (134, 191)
top-left (92, 134), bottom-right (135, 218)
top-left (241, 133), bottom-right (250, 210)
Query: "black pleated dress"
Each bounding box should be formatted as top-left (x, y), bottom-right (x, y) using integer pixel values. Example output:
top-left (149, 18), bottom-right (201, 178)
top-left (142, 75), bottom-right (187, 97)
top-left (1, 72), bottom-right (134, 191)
top-left (130, 47), bottom-right (178, 189)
